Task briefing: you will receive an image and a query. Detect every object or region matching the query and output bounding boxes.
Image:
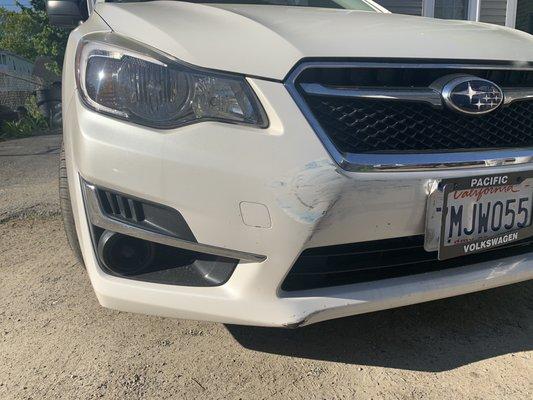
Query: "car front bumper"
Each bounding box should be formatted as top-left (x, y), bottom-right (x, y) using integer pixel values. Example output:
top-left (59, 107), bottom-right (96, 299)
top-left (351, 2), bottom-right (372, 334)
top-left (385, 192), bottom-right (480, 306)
top-left (64, 78), bottom-right (533, 327)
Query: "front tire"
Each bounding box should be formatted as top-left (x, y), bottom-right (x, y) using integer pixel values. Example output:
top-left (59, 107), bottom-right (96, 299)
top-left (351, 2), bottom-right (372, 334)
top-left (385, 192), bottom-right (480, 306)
top-left (59, 142), bottom-right (84, 266)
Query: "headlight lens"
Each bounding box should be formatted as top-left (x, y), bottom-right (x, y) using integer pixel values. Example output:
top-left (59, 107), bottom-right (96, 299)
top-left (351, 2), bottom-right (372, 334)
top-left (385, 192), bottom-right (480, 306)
top-left (76, 34), bottom-right (268, 129)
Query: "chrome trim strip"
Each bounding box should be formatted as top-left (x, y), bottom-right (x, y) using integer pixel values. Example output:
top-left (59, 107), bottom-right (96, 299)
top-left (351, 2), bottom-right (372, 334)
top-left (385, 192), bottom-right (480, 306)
top-left (504, 87), bottom-right (533, 105)
top-left (341, 149), bottom-right (533, 172)
top-left (288, 61), bottom-right (533, 78)
top-left (285, 61), bottom-right (533, 172)
top-left (82, 182), bottom-right (267, 263)
top-left (300, 83), bottom-right (442, 107)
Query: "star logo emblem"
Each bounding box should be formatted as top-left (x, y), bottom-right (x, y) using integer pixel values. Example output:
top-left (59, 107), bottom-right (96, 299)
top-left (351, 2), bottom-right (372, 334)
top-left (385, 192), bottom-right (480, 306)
top-left (441, 76), bottom-right (504, 115)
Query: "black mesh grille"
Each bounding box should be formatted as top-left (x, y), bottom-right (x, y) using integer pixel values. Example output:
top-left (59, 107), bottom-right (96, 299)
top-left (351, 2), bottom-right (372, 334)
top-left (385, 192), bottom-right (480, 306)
top-left (304, 96), bottom-right (533, 153)
top-left (294, 63), bottom-right (533, 154)
top-left (282, 235), bottom-right (533, 291)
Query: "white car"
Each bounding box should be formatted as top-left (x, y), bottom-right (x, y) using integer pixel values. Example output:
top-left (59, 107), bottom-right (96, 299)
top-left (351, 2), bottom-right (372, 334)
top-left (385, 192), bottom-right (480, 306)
top-left (47, 0), bottom-right (533, 327)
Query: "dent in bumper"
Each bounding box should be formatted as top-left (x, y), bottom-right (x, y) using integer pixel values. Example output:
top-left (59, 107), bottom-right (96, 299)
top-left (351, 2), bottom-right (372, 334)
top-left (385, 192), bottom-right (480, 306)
top-left (63, 79), bottom-right (533, 326)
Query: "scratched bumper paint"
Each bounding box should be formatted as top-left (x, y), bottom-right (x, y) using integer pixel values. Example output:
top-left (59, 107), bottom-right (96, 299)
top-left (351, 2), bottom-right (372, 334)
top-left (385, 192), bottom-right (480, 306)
top-left (63, 77), bottom-right (533, 327)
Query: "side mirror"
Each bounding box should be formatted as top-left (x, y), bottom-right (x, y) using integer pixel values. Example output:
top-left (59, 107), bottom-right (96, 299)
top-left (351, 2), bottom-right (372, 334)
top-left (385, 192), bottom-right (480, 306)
top-left (45, 0), bottom-right (87, 29)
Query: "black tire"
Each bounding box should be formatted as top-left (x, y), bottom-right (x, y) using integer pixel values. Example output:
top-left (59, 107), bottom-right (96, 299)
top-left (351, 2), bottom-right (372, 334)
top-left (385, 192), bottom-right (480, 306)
top-left (59, 142), bottom-right (85, 267)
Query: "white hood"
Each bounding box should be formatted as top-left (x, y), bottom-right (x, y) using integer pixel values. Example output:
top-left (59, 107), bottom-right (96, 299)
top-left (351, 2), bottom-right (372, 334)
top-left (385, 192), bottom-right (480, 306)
top-left (95, 1), bottom-right (533, 80)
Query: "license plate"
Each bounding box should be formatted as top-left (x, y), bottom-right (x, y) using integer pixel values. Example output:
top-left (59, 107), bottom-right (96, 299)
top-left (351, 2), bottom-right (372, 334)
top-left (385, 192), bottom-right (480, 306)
top-left (425, 172), bottom-right (533, 260)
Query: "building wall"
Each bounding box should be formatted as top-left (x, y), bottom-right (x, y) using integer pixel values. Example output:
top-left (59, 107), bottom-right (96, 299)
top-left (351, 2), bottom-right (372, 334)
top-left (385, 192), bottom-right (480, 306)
top-left (375, 0), bottom-right (423, 16)
top-left (0, 52), bottom-right (34, 77)
top-left (0, 51), bottom-right (42, 110)
top-left (515, 0), bottom-right (533, 33)
top-left (434, 0), bottom-right (469, 20)
top-left (375, 0), bottom-right (511, 27)
top-left (480, 0), bottom-right (508, 26)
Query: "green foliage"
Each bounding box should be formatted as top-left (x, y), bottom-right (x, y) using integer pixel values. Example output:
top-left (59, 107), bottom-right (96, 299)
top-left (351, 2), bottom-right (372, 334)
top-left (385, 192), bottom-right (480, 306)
top-left (1, 119), bottom-right (39, 139)
top-left (25, 93), bottom-right (47, 124)
top-left (30, 0), bottom-right (47, 11)
top-left (0, 95), bottom-right (48, 140)
top-left (0, 2), bottom-right (61, 139)
top-left (0, 1), bottom-right (69, 74)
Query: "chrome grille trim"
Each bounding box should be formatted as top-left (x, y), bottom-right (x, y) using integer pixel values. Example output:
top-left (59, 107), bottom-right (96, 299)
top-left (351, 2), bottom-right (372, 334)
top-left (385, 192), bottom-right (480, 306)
top-left (504, 87), bottom-right (533, 105)
top-left (300, 83), bottom-right (443, 107)
top-left (286, 61), bottom-right (533, 172)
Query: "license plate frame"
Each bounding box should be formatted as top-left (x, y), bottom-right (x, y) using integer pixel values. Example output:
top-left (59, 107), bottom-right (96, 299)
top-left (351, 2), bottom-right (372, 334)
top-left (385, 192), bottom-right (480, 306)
top-left (436, 171), bottom-right (533, 260)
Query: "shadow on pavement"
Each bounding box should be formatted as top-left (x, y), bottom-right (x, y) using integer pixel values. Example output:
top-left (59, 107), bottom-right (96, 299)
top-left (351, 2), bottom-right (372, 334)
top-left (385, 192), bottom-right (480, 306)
top-left (0, 134), bottom-right (61, 157)
top-left (226, 281), bottom-right (533, 372)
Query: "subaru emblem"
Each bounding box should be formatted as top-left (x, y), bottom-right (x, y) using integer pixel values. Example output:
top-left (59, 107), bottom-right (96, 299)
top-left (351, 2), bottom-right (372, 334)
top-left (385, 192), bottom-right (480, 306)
top-left (442, 76), bottom-right (504, 115)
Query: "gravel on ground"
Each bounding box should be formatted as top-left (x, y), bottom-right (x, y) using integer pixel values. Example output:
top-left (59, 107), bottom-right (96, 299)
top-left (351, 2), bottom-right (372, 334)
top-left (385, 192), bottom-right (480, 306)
top-left (0, 135), bottom-right (531, 399)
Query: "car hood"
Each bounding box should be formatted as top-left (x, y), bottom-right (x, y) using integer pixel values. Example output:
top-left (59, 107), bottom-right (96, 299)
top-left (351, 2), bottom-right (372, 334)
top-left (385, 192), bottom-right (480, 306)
top-left (95, 1), bottom-right (533, 80)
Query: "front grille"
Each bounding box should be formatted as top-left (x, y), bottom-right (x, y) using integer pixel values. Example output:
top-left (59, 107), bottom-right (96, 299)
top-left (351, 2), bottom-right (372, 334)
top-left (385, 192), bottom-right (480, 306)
top-left (292, 62), bottom-right (533, 155)
top-left (305, 97), bottom-right (533, 153)
top-left (282, 235), bottom-right (533, 291)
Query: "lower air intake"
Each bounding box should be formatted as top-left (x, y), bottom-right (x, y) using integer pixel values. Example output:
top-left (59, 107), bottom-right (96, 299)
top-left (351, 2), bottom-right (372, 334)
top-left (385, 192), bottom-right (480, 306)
top-left (282, 235), bottom-right (533, 291)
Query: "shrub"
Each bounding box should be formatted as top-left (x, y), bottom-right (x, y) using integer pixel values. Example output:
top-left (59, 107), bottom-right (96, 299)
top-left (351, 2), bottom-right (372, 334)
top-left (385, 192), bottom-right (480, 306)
top-left (0, 95), bottom-right (48, 140)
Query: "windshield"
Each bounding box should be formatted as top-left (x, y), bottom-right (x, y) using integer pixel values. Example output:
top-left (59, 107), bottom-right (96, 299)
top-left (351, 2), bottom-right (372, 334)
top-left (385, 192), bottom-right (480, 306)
top-left (108, 0), bottom-right (378, 12)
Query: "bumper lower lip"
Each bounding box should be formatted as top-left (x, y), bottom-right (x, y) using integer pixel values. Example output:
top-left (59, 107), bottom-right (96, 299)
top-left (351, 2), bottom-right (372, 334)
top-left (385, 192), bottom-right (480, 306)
top-left (93, 251), bottom-right (533, 327)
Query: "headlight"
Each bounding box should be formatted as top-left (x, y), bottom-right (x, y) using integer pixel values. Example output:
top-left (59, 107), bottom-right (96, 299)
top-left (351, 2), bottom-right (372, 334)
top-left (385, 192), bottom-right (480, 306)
top-left (76, 33), bottom-right (268, 129)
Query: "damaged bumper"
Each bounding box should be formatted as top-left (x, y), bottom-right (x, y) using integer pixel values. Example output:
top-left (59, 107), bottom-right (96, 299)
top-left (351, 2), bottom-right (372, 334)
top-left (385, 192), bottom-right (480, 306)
top-left (64, 78), bottom-right (533, 327)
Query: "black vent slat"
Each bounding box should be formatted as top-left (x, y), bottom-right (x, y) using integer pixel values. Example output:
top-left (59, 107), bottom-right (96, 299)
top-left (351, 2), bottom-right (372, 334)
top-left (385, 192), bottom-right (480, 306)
top-left (302, 243), bottom-right (422, 258)
top-left (302, 235), bottom-right (425, 256)
top-left (128, 198), bottom-right (139, 221)
top-left (119, 196), bottom-right (132, 219)
top-left (106, 192), bottom-right (120, 215)
top-left (290, 258), bottom-right (437, 276)
top-left (134, 201), bottom-right (145, 221)
top-left (116, 195), bottom-right (127, 217)
top-left (293, 247), bottom-right (436, 275)
top-left (97, 191), bottom-right (111, 214)
top-left (282, 236), bottom-right (533, 291)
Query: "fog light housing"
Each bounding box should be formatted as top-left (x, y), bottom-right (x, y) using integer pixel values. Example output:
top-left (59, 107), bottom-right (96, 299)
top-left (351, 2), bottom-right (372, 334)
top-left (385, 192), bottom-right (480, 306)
top-left (94, 228), bottom-right (238, 286)
top-left (98, 230), bottom-right (156, 275)
top-left (82, 180), bottom-right (249, 286)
